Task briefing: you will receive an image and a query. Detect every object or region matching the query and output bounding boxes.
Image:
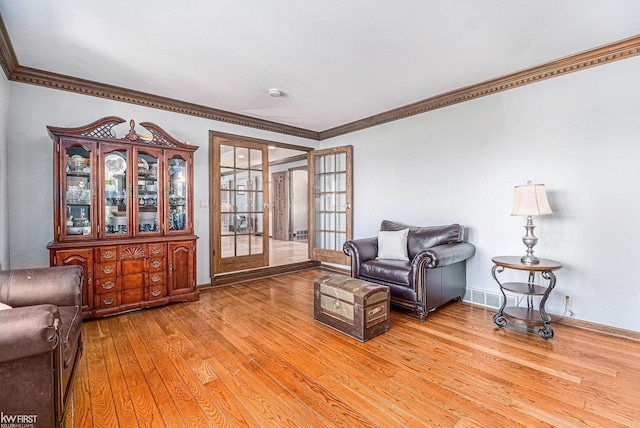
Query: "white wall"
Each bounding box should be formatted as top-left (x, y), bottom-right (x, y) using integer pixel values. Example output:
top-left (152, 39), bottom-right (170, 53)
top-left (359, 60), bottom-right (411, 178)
top-left (6, 83), bottom-right (317, 283)
top-left (321, 56), bottom-right (640, 332)
top-left (0, 70), bottom-right (8, 269)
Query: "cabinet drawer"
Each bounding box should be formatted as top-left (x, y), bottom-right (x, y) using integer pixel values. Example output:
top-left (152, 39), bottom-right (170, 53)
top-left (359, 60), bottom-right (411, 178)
top-left (148, 272), bottom-right (164, 286)
top-left (121, 273), bottom-right (145, 290)
top-left (121, 258), bottom-right (146, 275)
top-left (96, 292), bottom-right (119, 309)
top-left (148, 284), bottom-right (165, 300)
top-left (97, 247), bottom-right (118, 263)
top-left (96, 262), bottom-right (118, 278)
top-left (122, 287), bottom-right (144, 304)
top-left (95, 277), bottom-right (119, 293)
top-left (148, 243), bottom-right (165, 258)
top-left (148, 257), bottom-right (164, 272)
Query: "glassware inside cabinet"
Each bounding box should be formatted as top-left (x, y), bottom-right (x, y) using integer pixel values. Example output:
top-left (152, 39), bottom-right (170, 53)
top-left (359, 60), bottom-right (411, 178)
top-left (103, 150), bottom-right (129, 235)
top-left (168, 155), bottom-right (188, 231)
top-left (65, 145), bottom-right (92, 236)
top-left (137, 152), bottom-right (159, 233)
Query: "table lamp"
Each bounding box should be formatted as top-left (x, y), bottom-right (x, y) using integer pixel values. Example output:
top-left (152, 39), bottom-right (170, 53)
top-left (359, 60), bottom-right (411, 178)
top-left (511, 181), bottom-right (553, 264)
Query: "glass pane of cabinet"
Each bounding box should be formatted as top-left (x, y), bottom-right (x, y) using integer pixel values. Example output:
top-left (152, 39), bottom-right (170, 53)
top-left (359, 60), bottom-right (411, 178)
top-left (168, 153), bottom-right (189, 232)
top-left (103, 147), bottom-right (130, 236)
top-left (64, 143), bottom-right (94, 238)
top-left (135, 149), bottom-right (161, 234)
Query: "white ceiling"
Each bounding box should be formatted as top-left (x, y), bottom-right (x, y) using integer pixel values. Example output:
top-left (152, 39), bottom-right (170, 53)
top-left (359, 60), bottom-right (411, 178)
top-left (1, 1), bottom-right (640, 132)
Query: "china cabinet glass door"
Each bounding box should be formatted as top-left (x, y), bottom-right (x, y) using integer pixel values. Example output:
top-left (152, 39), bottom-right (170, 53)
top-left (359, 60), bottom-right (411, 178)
top-left (102, 144), bottom-right (131, 237)
top-left (134, 148), bottom-right (162, 235)
top-left (166, 151), bottom-right (191, 234)
top-left (62, 141), bottom-right (96, 240)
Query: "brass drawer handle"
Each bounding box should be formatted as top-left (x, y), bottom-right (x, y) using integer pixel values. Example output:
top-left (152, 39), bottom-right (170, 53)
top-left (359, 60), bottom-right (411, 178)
top-left (151, 290), bottom-right (161, 297)
top-left (151, 274), bottom-right (162, 283)
top-left (150, 261), bottom-right (162, 268)
top-left (102, 266), bottom-right (115, 274)
top-left (102, 281), bottom-right (115, 290)
top-left (103, 297), bottom-right (115, 305)
top-left (102, 250), bottom-right (115, 259)
top-left (150, 248), bottom-right (161, 255)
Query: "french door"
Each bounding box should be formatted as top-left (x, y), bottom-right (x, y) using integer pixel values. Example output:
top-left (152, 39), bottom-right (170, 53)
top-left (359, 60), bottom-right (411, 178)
top-left (308, 146), bottom-right (353, 265)
top-left (211, 136), bottom-right (269, 274)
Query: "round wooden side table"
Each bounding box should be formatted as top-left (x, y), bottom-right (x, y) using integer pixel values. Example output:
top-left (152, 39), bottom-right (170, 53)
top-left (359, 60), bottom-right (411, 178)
top-left (491, 256), bottom-right (563, 339)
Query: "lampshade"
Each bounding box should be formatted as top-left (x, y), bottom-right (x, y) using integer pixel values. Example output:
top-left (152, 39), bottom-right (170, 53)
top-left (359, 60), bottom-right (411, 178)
top-left (511, 182), bottom-right (552, 216)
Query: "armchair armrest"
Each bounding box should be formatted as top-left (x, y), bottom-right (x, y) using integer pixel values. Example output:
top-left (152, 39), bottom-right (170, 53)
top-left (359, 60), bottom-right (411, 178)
top-left (343, 237), bottom-right (378, 277)
top-left (0, 305), bottom-right (60, 363)
top-left (0, 266), bottom-right (82, 308)
top-left (412, 242), bottom-right (476, 270)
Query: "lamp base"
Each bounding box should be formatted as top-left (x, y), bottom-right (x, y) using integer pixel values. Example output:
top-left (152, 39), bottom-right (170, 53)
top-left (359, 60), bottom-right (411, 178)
top-left (521, 215), bottom-right (541, 265)
top-left (521, 254), bottom-right (540, 265)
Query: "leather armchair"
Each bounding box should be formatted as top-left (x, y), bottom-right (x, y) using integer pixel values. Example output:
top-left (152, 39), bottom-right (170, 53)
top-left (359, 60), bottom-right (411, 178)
top-left (0, 266), bottom-right (83, 427)
top-left (344, 220), bottom-right (475, 321)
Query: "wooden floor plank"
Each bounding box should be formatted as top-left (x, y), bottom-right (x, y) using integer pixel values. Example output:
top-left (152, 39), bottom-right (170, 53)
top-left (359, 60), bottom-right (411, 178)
top-left (65, 268), bottom-right (640, 427)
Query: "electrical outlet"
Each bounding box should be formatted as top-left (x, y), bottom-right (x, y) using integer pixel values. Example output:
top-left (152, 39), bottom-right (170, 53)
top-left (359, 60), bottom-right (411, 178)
top-left (563, 293), bottom-right (572, 306)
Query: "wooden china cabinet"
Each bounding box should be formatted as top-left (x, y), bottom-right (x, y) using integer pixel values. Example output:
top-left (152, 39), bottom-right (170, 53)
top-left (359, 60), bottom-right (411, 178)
top-left (47, 117), bottom-right (199, 318)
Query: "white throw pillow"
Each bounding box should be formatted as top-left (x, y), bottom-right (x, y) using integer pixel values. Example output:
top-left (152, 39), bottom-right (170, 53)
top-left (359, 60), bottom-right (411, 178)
top-left (377, 229), bottom-right (409, 261)
top-left (0, 302), bottom-right (12, 311)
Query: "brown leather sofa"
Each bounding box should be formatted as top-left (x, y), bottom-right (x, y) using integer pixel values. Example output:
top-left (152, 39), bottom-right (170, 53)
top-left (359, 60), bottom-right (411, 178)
top-left (343, 220), bottom-right (475, 321)
top-left (0, 266), bottom-right (83, 427)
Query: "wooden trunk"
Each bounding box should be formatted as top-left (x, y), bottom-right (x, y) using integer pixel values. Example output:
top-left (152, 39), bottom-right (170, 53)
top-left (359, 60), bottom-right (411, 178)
top-left (314, 274), bottom-right (389, 342)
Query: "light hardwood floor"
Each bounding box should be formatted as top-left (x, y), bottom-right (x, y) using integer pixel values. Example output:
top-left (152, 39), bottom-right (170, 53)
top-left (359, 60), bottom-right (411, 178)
top-left (64, 268), bottom-right (640, 427)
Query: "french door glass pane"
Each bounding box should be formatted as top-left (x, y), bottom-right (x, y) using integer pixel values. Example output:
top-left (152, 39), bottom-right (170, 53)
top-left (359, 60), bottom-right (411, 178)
top-left (336, 153), bottom-right (346, 171)
top-left (337, 213), bottom-right (347, 232)
top-left (220, 145), bottom-right (234, 167)
top-left (326, 232), bottom-right (336, 250)
top-left (236, 147), bottom-right (249, 168)
top-left (336, 232), bottom-right (346, 251)
top-left (325, 193), bottom-right (336, 211)
top-left (325, 213), bottom-right (335, 230)
top-left (236, 235), bottom-right (250, 256)
top-left (221, 235), bottom-right (234, 257)
top-left (325, 154), bottom-right (336, 172)
top-left (336, 172), bottom-right (346, 192)
top-left (336, 193), bottom-right (346, 211)
top-left (251, 235), bottom-right (263, 253)
top-left (250, 149), bottom-right (262, 169)
top-left (324, 174), bottom-right (335, 192)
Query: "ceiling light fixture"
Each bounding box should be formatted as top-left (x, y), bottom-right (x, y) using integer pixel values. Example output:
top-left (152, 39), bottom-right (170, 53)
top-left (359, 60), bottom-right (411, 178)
top-left (268, 88), bottom-right (282, 97)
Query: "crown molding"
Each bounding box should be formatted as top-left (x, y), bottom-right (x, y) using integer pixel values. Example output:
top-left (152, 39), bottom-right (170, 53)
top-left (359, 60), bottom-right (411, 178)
top-left (1, 10), bottom-right (638, 142)
top-left (318, 35), bottom-right (640, 140)
top-left (9, 65), bottom-right (321, 140)
top-left (0, 14), bottom-right (17, 78)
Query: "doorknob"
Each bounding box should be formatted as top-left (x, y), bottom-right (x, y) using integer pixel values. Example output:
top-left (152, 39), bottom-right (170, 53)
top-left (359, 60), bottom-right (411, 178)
top-left (346, 202), bottom-right (351, 209)
top-left (263, 203), bottom-right (269, 209)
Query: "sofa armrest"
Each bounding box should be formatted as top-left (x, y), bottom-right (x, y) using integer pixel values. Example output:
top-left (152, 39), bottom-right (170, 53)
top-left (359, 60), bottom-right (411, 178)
top-left (0, 266), bottom-right (82, 308)
top-left (0, 305), bottom-right (60, 363)
top-left (343, 237), bottom-right (378, 277)
top-left (412, 242), bottom-right (476, 270)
